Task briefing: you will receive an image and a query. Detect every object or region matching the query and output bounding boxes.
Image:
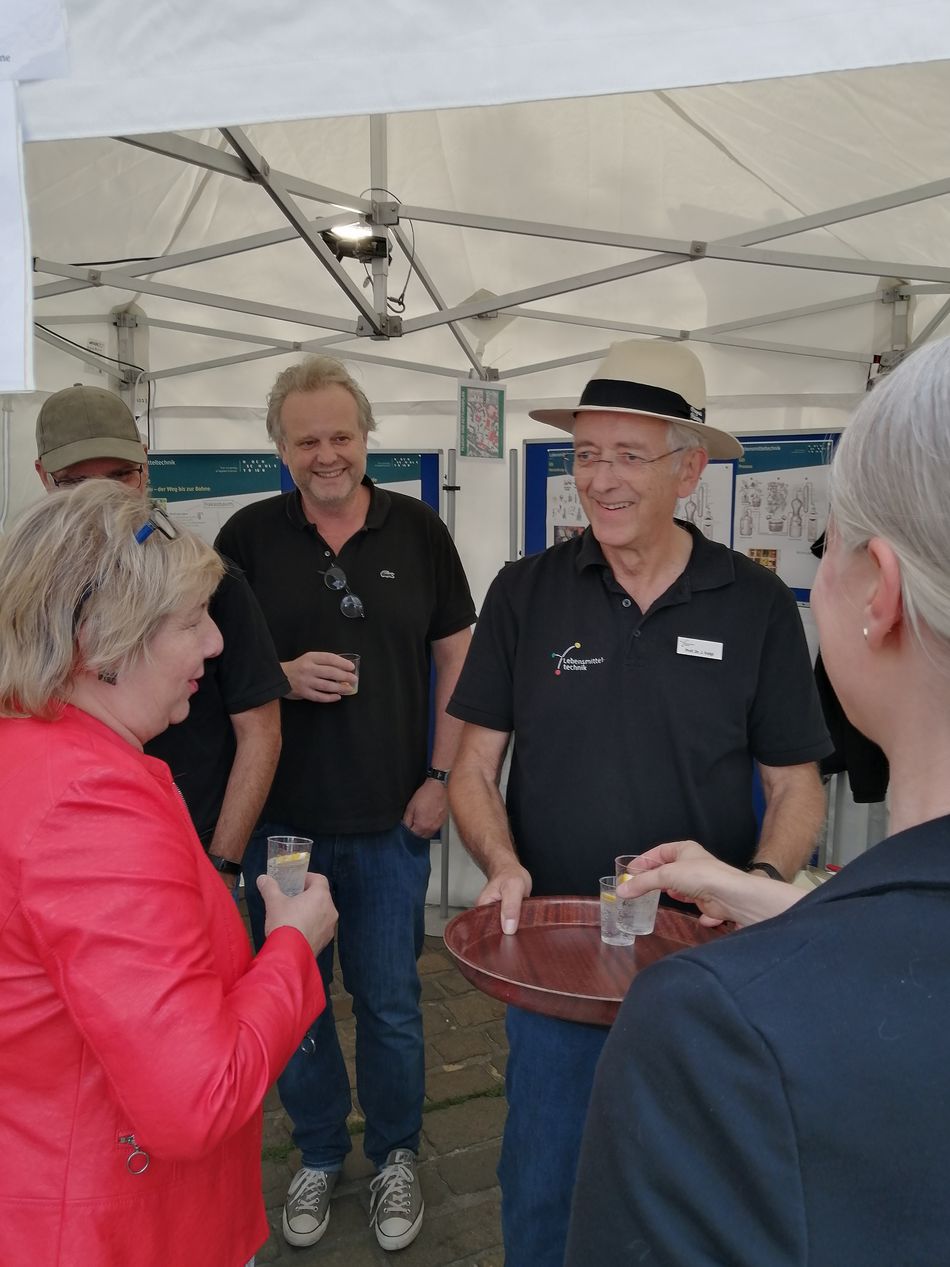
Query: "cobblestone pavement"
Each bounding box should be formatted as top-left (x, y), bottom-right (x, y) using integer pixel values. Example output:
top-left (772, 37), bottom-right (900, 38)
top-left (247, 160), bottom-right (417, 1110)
top-left (255, 936), bottom-right (508, 1267)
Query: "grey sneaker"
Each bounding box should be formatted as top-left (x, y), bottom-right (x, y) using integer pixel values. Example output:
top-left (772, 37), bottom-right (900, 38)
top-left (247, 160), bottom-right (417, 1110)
top-left (369, 1148), bottom-right (424, 1251)
top-left (282, 1166), bottom-right (338, 1247)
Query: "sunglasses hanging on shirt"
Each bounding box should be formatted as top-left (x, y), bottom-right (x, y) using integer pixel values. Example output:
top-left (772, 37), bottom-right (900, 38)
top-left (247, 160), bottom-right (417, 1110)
top-left (319, 565), bottom-right (365, 619)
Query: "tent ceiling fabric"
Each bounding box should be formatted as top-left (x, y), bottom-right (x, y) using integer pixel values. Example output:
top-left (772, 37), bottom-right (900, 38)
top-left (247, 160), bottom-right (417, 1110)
top-left (27, 58), bottom-right (950, 414)
top-left (20, 0), bottom-right (950, 143)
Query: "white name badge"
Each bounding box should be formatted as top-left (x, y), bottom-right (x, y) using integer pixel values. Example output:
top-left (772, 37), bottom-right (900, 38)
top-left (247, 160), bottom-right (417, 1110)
top-left (677, 636), bottom-right (723, 661)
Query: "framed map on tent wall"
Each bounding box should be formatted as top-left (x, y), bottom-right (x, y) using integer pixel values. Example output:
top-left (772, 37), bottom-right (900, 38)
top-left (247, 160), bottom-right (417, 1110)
top-left (458, 381), bottom-right (505, 460)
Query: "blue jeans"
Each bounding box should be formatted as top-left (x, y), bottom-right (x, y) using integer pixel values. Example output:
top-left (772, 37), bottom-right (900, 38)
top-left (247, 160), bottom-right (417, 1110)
top-left (499, 1006), bottom-right (609, 1267)
top-left (243, 822), bottom-right (431, 1170)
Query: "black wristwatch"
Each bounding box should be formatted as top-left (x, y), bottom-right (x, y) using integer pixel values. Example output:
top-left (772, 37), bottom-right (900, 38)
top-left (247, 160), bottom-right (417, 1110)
top-left (744, 861), bottom-right (785, 882)
top-left (209, 854), bottom-right (242, 877)
top-left (426, 766), bottom-right (450, 785)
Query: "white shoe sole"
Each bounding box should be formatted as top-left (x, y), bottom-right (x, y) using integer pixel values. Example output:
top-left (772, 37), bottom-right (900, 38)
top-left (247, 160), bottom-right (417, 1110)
top-left (282, 1204), bottom-right (331, 1248)
top-left (375, 1201), bottom-right (424, 1252)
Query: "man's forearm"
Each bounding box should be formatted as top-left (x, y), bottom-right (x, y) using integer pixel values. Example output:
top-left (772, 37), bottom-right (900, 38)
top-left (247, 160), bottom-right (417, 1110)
top-left (208, 702), bottom-right (282, 864)
top-left (449, 759), bottom-right (520, 879)
top-left (754, 761), bottom-right (826, 880)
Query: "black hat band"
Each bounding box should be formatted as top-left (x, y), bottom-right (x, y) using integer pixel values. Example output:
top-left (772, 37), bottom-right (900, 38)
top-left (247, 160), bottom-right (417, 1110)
top-left (577, 377), bottom-right (705, 424)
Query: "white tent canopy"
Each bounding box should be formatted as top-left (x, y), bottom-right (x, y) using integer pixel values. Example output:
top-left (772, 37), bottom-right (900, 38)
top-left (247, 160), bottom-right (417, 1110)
top-left (5, 3), bottom-right (950, 569)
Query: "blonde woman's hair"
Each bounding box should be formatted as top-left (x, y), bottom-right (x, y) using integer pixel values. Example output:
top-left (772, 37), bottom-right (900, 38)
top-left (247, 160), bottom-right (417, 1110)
top-left (830, 336), bottom-right (950, 649)
top-left (0, 481), bottom-right (223, 719)
top-left (265, 355), bottom-right (377, 443)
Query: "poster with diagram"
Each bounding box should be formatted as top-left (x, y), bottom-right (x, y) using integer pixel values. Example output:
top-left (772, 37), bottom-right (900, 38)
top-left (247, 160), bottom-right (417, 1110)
top-left (542, 447), bottom-right (736, 549)
top-left (733, 433), bottom-right (838, 599)
top-left (544, 447), bottom-right (587, 545)
top-left (675, 461), bottom-right (735, 547)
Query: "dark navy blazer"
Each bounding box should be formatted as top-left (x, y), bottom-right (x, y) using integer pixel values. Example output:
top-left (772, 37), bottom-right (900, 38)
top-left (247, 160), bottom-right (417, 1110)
top-left (567, 816), bottom-right (950, 1266)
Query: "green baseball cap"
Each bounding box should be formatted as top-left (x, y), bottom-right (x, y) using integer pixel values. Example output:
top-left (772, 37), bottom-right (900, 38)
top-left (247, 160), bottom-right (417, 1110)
top-left (36, 386), bottom-right (147, 473)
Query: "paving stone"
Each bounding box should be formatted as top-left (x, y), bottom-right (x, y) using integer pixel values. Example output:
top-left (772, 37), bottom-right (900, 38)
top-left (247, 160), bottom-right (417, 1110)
top-left (332, 993), bottom-right (354, 1020)
top-left (421, 1000), bottom-right (455, 1039)
top-left (422, 1097), bottom-right (508, 1152)
top-left (426, 1063), bottom-right (503, 1105)
top-left (341, 1149), bottom-right (376, 1183)
top-left (430, 1027), bottom-right (493, 1062)
top-left (484, 1020), bottom-right (508, 1048)
top-left (443, 993), bottom-right (507, 1027)
top-left (261, 1112), bottom-right (293, 1151)
top-left (386, 1193), bottom-right (503, 1267)
top-left (418, 948), bottom-right (454, 975)
top-left (436, 1142), bottom-right (501, 1196)
top-left (420, 974), bottom-right (447, 1002)
top-left (437, 970), bottom-right (477, 996)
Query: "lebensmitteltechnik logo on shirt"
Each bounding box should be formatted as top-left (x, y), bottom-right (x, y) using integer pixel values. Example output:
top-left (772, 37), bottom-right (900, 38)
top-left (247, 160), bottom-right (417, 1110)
top-left (551, 641), bottom-right (606, 676)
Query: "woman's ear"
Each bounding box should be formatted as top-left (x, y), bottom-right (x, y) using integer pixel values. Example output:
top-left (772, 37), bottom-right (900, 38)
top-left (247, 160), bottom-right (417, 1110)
top-left (864, 537), bottom-right (903, 648)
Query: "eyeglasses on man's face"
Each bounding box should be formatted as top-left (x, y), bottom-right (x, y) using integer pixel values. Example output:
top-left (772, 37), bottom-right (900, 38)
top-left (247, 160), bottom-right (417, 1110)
top-left (320, 565), bottom-right (365, 619)
top-left (572, 448), bottom-right (684, 475)
top-left (51, 464), bottom-right (145, 490)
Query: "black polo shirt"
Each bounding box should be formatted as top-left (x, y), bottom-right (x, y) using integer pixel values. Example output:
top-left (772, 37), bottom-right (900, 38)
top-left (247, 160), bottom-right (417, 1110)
top-left (449, 523), bottom-right (832, 896)
top-left (216, 481), bottom-right (476, 834)
top-left (144, 561), bottom-right (288, 843)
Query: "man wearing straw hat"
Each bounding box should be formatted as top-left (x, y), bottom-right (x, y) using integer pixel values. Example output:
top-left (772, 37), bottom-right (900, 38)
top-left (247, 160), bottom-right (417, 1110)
top-left (448, 340), bottom-right (831, 1267)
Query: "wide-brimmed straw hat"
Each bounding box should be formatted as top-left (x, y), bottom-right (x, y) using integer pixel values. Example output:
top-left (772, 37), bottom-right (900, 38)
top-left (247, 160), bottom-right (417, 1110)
top-left (530, 340), bottom-right (744, 460)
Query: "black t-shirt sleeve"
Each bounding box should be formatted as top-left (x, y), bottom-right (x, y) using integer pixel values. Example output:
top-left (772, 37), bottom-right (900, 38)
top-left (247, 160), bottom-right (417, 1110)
top-left (211, 561), bottom-right (289, 715)
top-left (749, 581), bottom-right (832, 766)
top-left (427, 513), bottom-right (477, 642)
top-left (447, 568), bottom-right (516, 732)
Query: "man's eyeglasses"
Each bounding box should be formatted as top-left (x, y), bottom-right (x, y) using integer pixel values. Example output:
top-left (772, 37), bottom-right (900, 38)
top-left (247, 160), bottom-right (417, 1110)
top-left (320, 565), bottom-right (365, 619)
top-left (52, 464), bottom-right (145, 490)
top-left (573, 448), bottom-right (684, 474)
top-left (134, 506), bottom-right (179, 544)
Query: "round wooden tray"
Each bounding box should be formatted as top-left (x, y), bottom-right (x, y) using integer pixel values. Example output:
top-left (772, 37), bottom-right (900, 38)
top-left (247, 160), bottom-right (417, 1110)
top-left (444, 897), bottom-right (724, 1026)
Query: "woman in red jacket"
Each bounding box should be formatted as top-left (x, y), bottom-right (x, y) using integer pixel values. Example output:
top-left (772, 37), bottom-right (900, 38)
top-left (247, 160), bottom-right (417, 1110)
top-left (0, 481), bottom-right (337, 1267)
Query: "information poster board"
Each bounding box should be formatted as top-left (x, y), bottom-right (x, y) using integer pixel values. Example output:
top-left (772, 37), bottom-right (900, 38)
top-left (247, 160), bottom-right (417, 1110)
top-left (523, 440), bottom-right (735, 554)
top-left (151, 450), bottom-right (442, 543)
top-left (148, 451), bottom-right (281, 543)
top-left (733, 432), bottom-right (838, 601)
top-left (523, 432), bottom-right (838, 662)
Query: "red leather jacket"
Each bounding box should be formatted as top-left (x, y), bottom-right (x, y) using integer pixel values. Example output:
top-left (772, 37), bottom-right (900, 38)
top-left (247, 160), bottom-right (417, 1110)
top-left (0, 707), bottom-right (324, 1266)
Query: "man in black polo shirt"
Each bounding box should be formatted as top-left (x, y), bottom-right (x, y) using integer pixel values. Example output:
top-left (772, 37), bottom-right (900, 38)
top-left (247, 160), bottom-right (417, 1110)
top-left (215, 356), bottom-right (475, 1255)
top-left (34, 386), bottom-right (288, 884)
top-left (448, 340), bottom-right (832, 1267)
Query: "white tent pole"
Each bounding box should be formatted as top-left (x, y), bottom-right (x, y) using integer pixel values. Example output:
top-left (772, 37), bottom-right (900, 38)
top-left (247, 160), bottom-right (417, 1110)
top-left (391, 227), bottom-right (485, 376)
top-left (221, 126), bottom-right (385, 332)
top-left (403, 254), bottom-right (687, 333)
top-left (34, 260), bottom-right (356, 333)
top-left (119, 133), bottom-right (374, 213)
top-left (34, 216), bottom-right (348, 301)
top-left (368, 115), bottom-right (391, 322)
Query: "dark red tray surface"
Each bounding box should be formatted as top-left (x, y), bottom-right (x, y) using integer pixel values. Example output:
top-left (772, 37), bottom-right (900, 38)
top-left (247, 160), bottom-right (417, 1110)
top-left (444, 897), bottom-right (724, 1026)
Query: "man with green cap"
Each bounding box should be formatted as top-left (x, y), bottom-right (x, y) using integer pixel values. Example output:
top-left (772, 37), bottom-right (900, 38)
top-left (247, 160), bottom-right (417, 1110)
top-left (35, 384), bottom-right (289, 881)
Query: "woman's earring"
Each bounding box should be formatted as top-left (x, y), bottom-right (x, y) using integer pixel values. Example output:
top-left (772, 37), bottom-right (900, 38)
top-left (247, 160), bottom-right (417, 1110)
top-left (98, 668), bottom-right (118, 685)
top-left (862, 627), bottom-right (869, 641)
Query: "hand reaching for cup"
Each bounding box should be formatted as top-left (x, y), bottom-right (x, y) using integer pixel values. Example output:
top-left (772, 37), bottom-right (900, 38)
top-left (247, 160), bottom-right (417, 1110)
top-left (616, 840), bottom-right (803, 928)
top-left (258, 871), bottom-right (338, 954)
